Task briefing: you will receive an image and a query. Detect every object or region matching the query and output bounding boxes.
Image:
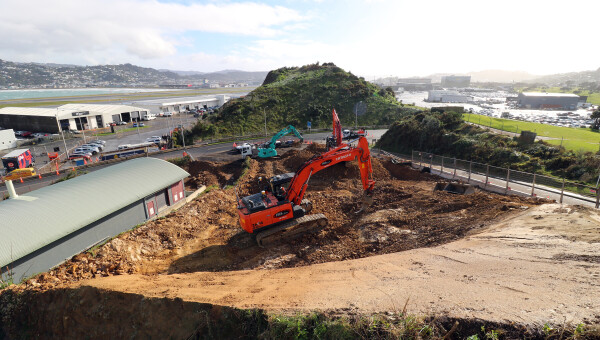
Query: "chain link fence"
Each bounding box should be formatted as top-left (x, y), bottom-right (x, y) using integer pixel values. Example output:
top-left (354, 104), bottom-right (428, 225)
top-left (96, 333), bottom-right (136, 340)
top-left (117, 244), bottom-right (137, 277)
top-left (408, 150), bottom-right (600, 209)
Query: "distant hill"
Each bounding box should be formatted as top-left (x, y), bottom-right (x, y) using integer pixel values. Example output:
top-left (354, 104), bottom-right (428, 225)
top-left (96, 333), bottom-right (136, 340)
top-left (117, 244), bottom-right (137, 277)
top-left (192, 62), bottom-right (419, 137)
top-left (0, 58), bottom-right (267, 88)
top-left (533, 68), bottom-right (600, 86)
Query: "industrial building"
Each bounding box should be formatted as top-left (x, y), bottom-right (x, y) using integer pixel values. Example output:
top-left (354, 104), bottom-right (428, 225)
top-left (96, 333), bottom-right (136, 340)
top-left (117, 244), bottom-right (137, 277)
top-left (517, 92), bottom-right (580, 110)
top-left (0, 104), bottom-right (149, 133)
top-left (395, 78), bottom-right (433, 91)
top-left (0, 158), bottom-right (189, 282)
top-left (427, 90), bottom-right (473, 103)
top-left (130, 95), bottom-right (230, 115)
top-left (441, 75), bottom-right (471, 88)
top-left (0, 129), bottom-right (16, 151)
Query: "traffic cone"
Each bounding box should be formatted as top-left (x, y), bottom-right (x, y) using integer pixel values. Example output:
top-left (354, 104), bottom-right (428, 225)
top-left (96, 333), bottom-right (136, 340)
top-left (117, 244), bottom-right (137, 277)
top-left (20, 177), bottom-right (23, 183)
top-left (84, 159), bottom-right (87, 165)
top-left (72, 167), bottom-right (75, 171)
top-left (38, 174), bottom-right (42, 179)
top-left (56, 170), bottom-right (60, 175)
top-left (183, 151), bottom-right (188, 157)
top-left (96, 157), bottom-right (99, 162)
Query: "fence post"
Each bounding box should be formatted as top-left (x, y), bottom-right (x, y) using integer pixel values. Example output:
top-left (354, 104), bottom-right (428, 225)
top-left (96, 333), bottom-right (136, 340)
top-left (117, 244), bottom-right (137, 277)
top-left (596, 186), bottom-right (599, 209)
top-left (531, 174), bottom-right (536, 197)
top-left (505, 167), bottom-right (511, 194)
top-left (420, 152), bottom-right (423, 168)
top-left (485, 165), bottom-right (489, 188)
top-left (411, 151), bottom-right (414, 164)
top-left (560, 178), bottom-right (565, 204)
top-left (468, 161), bottom-right (472, 182)
top-left (440, 157), bottom-right (444, 175)
top-left (429, 154), bottom-right (433, 170)
top-left (453, 158), bottom-right (457, 179)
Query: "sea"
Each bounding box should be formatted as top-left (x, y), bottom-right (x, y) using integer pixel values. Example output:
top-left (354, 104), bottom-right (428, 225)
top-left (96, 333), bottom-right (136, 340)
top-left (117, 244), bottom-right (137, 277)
top-left (0, 88), bottom-right (170, 101)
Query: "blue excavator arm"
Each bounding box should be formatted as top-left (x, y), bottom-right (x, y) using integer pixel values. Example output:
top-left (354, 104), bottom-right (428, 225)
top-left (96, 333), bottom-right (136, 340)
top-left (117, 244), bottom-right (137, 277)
top-left (258, 125), bottom-right (304, 158)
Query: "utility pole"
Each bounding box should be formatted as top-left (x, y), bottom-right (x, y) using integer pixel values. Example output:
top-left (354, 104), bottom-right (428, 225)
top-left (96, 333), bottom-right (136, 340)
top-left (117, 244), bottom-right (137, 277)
top-left (179, 113), bottom-right (186, 148)
top-left (55, 109), bottom-right (68, 157)
top-left (264, 108), bottom-right (268, 137)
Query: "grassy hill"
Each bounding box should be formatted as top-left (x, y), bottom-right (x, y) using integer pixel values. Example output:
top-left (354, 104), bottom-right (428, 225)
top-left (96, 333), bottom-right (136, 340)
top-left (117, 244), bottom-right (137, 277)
top-left (192, 63), bottom-right (419, 137)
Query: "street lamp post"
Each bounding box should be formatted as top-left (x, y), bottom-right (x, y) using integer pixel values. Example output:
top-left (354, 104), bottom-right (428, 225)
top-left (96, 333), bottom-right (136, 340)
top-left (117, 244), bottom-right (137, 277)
top-left (55, 109), bottom-right (68, 157)
top-left (178, 112), bottom-right (186, 148)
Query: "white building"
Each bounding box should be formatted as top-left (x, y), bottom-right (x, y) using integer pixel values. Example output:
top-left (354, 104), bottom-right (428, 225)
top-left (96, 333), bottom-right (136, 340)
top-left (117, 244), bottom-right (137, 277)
top-left (0, 104), bottom-right (149, 133)
top-left (130, 95), bottom-right (230, 115)
top-left (0, 129), bottom-right (17, 151)
top-left (427, 90), bottom-right (473, 103)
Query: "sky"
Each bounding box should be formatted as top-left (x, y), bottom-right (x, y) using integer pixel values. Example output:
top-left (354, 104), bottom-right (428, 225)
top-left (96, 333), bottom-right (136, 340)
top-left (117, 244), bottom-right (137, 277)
top-left (0, 0), bottom-right (599, 78)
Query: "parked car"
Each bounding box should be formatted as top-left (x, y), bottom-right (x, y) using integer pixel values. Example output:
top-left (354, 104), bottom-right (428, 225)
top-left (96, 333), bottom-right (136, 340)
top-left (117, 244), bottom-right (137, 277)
top-left (133, 122), bottom-right (145, 127)
top-left (68, 152), bottom-right (92, 160)
top-left (163, 112), bottom-right (173, 117)
top-left (90, 139), bottom-right (106, 145)
top-left (146, 137), bottom-right (162, 144)
top-left (74, 146), bottom-right (99, 155)
top-left (83, 143), bottom-right (103, 151)
top-left (116, 121), bottom-right (128, 125)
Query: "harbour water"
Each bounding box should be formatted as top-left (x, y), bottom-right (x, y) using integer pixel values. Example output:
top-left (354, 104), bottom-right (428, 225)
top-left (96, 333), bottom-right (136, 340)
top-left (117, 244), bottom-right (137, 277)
top-left (0, 88), bottom-right (170, 101)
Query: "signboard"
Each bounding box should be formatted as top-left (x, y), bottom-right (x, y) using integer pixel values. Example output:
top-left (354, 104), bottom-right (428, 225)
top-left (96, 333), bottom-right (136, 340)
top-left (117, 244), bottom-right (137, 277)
top-left (71, 111), bottom-right (89, 117)
top-left (307, 121), bottom-right (311, 129)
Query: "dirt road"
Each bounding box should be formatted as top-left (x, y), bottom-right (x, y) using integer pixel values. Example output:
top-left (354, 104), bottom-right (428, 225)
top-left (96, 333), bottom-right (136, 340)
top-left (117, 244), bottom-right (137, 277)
top-left (80, 203), bottom-right (600, 326)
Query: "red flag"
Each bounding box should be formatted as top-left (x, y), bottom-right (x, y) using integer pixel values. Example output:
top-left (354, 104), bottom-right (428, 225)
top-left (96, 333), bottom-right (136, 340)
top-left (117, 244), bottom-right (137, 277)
top-left (332, 109), bottom-right (342, 146)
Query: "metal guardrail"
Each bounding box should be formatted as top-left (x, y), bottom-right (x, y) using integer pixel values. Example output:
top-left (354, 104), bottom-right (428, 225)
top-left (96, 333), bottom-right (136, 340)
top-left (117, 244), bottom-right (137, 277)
top-left (408, 150), bottom-right (600, 209)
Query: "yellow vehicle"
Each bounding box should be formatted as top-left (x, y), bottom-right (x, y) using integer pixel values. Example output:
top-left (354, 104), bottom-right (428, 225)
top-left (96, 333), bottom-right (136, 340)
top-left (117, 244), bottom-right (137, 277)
top-left (4, 168), bottom-right (36, 181)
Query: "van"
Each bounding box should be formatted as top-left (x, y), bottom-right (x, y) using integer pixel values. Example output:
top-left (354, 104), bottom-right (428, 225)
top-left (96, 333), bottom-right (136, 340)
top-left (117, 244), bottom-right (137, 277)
top-left (142, 114), bottom-right (156, 121)
top-left (117, 144), bottom-right (132, 150)
top-left (4, 168), bottom-right (36, 180)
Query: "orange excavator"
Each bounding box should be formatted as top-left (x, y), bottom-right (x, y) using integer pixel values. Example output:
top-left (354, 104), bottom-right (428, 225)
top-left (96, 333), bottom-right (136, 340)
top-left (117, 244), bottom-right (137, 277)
top-left (237, 135), bottom-right (375, 246)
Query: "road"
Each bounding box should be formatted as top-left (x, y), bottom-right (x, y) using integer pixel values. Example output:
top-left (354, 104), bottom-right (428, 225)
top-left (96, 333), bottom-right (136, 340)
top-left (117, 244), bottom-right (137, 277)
top-left (1, 129), bottom-right (388, 197)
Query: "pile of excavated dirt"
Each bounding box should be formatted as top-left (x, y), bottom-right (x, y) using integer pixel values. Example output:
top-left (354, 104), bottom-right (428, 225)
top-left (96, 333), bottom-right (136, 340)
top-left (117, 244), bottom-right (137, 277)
top-left (23, 144), bottom-right (546, 290)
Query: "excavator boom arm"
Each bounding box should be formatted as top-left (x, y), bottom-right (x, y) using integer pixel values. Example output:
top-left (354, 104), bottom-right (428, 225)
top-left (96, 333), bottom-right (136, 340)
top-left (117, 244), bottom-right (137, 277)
top-left (265, 125), bottom-right (304, 149)
top-left (285, 136), bottom-right (375, 206)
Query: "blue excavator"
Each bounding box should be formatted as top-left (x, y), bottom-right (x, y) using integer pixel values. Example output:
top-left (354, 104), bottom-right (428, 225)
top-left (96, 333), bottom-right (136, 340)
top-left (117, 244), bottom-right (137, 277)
top-left (241, 125), bottom-right (304, 159)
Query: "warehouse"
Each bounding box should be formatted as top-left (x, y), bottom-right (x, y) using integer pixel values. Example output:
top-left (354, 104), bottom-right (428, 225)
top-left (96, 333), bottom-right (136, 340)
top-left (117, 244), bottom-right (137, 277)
top-left (130, 94), bottom-right (230, 114)
top-left (0, 158), bottom-right (189, 283)
top-left (517, 92), bottom-right (580, 110)
top-left (0, 103), bottom-right (149, 133)
top-left (427, 90), bottom-right (473, 103)
top-left (441, 75), bottom-right (471, 88)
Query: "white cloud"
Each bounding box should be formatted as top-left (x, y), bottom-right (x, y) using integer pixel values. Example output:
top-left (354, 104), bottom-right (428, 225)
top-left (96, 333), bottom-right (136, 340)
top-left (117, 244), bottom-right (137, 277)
top-left (0, 0), bottom-right (305, 63)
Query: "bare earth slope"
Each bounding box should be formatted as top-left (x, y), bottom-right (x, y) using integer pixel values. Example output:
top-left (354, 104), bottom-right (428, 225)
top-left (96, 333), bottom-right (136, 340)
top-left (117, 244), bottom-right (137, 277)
top-left (80, 203), bottom-right (600, 326)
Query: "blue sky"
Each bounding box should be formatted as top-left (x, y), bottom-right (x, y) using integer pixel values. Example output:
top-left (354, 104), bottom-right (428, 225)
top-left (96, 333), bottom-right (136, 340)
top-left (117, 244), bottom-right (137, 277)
top-left (0, 0), bottom-right (599, 77)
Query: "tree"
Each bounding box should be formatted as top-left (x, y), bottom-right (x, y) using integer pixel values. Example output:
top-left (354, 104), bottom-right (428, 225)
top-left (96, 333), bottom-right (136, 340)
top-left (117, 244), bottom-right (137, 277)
top-left (591, 109), bottom-right (600, 130)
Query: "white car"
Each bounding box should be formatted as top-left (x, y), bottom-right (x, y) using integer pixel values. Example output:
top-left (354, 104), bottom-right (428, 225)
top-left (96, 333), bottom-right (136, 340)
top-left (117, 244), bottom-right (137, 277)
top-left (83, 143), bottom-right (103, 151)
top-left (146, 137), bottom-right (162, 144)
top-left (163, 112), bottom-right (173, 117)
top-left (234, 142), bottom-right (251, 153)
top-left (74, 145), bottom-right (99, 155)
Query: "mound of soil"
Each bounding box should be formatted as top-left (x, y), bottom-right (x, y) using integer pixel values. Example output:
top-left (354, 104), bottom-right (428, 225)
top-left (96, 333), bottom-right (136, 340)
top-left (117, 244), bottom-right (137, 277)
top-left (22, 145), bottom-right (545, 290)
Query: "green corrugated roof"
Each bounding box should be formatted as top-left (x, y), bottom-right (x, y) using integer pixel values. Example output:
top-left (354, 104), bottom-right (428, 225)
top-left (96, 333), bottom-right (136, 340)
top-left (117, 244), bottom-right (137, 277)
top-left (0, 158), bottom-right (189, 267)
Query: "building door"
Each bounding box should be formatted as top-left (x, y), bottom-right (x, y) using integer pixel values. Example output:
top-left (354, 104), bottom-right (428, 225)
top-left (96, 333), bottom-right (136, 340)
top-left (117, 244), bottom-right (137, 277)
top-left (146, 200), bottom-right (156, 218)
top-left (171, 181), bottom-right (184, 204)
top-left (156, 190), bottom-right (168, 211)
top-left (95, 116), bottom-right (103, 128)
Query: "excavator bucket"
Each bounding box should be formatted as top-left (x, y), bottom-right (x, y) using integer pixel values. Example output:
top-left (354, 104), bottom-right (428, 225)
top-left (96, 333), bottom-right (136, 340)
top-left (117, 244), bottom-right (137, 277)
top-left (355, 194), bottom-right (374, 214)
top-left (433, 182), bottom-right (475, 195)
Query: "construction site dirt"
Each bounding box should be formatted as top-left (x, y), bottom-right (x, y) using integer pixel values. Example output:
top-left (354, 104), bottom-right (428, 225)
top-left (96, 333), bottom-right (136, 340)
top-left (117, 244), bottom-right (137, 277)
top-left (3, 143), bottom-right (600, 337)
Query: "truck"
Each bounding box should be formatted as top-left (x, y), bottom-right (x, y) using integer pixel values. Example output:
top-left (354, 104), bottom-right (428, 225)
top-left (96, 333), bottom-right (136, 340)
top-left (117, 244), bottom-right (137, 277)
top-left (1, 149), bottom-right (34, 173)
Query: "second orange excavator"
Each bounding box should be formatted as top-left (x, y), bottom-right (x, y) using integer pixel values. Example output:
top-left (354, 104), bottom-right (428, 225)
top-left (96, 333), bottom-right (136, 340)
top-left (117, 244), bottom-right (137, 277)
top-left (237, 135), bottom-right (375, 246)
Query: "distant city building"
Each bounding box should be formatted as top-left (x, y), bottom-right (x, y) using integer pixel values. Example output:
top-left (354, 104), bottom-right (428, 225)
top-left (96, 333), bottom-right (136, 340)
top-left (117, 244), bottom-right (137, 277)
top-left (396, 78), bottom-right (433, 91)
top-left (427, 90), bottom-right (473, 103)
top-left (441, 75), bottom-right (471, 88)
top-left (0, 129), bottom-right (17, 151)
top-left (517, 92), bottom-right (579, 110)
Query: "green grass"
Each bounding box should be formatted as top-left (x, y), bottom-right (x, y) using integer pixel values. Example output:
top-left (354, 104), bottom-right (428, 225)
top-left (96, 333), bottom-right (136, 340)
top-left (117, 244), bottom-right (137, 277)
top-left (464, 113), bottom-right (600, 153)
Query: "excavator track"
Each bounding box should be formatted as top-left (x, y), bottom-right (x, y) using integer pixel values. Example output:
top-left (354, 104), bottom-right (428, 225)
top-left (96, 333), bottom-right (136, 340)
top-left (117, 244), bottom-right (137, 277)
top-left (255, 214), bottom-right (327, 247)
